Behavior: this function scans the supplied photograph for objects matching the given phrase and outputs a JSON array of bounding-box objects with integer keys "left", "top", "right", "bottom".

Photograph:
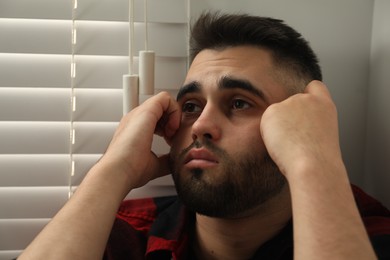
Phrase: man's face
[{"left": 170, "top": 46, "right": 288, "bottom": 218}]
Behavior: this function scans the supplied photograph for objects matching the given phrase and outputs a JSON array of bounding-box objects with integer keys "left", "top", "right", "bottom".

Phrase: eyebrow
[
  {"left": 219, "top": 76, "right": 267, "bottom": 103},
  {"left": 176, "top": 81, "right": 202, "bottom": 101},
  {"left": 176, "top": 76, "right": 267, "bottom": 103}
]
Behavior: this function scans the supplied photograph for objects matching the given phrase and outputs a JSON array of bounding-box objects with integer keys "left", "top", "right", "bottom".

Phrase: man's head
[
  {"left": 169, "top": 12, "right": 321, "bottom": 218},
  {"left": 190, "top": 12, "right": 322, "bottom": 95}
]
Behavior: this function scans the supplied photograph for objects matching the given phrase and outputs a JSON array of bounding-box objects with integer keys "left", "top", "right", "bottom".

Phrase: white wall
[
  {"left": 365, "top": 0, "right": 390, "bottom": 208},
  {"left": 190, "top": 0, "right": 390, "bottom": 207}
]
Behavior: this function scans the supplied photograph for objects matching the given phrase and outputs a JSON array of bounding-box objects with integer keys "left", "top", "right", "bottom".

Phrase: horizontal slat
[
  {"left": 0, "top": 18, "right": 69, "bottom": 54},
  {"left": 71, "top": 122, "right": 117, "bottom": 153},
  {"left": 0, "top": 19, "right": 187, "bottom": 56},
  {"left": 0, "top": 87, "right": 179, "bottom": 122},
  {"left": 0, "top": 0, "right": 188, "bottom": 23},
  {"left": 0, "top": 154, "right": 98, "bottom": 187},
  {"left": 0, "top": 88, "right": 120, "bottom": 122},
  {"left": 0, "top": 121, "right": 170, "bottom": 154},
  {"left": 0, "top": 122, "right": 115, "bottom": 154},
  {"left": 0, "top": 0, "right": 70, "bottom": 20},
  {"left": 0, "top": 153, "right": 174, "bottom": 187},
  {"left": 0, "top": 121, "right": 115, "bottom": 154},
  {"left": 0, "top": 53, "right": 187, "bottom": 89},
  {"left": 73, "top": 88, "right": 122, "bottom": 122},
  {"left": 0, "top": 184, "right": 176, "bottom": 219},
  {"left": 0, "top": 188, "right": 68, "bottom": 219},
  {"left": 0, "top": 219, "right": 49, "bottom": 251},
  {"left": 0, "top": 53, "right": 70, "bottom": 88},
  {"left": 0, "top": 122, "right": 70, "bottom": 154},
  {"left": 0, "top": 154, "right": 70, "bottom": 187},
  {"left": 74, "top": 21, "right": 188, "bottom": 57},
  {"left": 0, "top": 88, "right": 70, "bottom": 121},
  {"left": 0, "top": 250, "right": 22, "bottom": 260},
  {"left": 78, "top": 0, "right": 189, "bottom": 23}
]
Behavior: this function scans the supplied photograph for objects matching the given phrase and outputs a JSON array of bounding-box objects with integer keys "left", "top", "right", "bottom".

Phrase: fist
[{"left": 260, "top": 81, "right": 342, "bottom": 178}]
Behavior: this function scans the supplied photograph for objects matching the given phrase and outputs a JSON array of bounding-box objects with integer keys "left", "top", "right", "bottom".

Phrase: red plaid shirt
[{"left": 103, "top": 185, "right": 390, "bottom": 259}]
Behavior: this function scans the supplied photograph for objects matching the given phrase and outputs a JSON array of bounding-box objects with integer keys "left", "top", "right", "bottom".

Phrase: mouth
[{"left": 184, "top": 148, "right": 219, "bottom": 169}]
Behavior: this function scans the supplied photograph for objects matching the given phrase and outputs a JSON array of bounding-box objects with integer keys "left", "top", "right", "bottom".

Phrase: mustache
[
  {"left": 180, "top": 139, "right": 224, "bottom": 158},
  {"left": 172, "top": 139, "right": 227, "bottom": 169},
  {"left": 179, "top": 140, "right": 278, "bottom": 170}
]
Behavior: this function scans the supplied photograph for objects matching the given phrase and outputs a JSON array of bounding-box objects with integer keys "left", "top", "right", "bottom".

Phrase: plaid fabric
[{"left": 103, "top": 185, "right": 390, "bottom": 259}]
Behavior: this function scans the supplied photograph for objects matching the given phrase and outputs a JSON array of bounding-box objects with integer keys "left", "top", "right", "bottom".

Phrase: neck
[{"left": 193, "top": 186, "right": 291, "bottom": 260}]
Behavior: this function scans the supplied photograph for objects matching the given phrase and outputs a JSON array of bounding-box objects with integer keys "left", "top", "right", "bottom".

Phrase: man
[{"left": 19, "top": 12, "right": 389, "bottom": 259}]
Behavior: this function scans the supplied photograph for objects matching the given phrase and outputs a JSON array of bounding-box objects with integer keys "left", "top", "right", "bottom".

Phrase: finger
[
  {"left": 154, "top": 93, "right": 181, "bottom": 139},
  {"left": 156, "top": 109, "right": 181, "bottom": 138},
  {"left": 162, "top": 98, "right": 181, "bottom": 138}
]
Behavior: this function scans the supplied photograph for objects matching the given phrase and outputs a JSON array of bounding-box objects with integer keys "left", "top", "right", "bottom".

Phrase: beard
[{"left": 170, "top": 139, "right": 287, "bottom": 218}]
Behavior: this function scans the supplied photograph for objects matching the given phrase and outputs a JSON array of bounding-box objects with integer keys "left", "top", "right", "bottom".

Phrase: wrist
[
  {"left": 284, "top": 156, "right": 353, "bottom": 203},
  {"left": 284, "top": 154, "right": 348, "bottom": 183},
  {"left": 85, "top": 159, "right": 136, "bottom": 201}
]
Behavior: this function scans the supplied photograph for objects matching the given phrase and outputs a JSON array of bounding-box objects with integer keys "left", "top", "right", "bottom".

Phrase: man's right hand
[{"left": 99, "top": 91, "right": 181, "bottom": 191}]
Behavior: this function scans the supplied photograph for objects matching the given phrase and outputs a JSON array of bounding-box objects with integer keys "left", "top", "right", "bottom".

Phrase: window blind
[{"left": 0, "top": 0, "right": 189, "bottom": 258}]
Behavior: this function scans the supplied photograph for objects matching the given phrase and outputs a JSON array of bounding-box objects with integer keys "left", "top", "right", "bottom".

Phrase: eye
[
  {"left": 182, "top": 101, "right": 202, "bottom": 114},
  {"left": 231, "top": 99, "right": 251, "bottom": 110}
]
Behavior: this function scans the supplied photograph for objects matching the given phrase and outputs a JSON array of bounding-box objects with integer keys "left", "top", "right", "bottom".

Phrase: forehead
[
  {"left": 188, "top": 46, "right": 273, "bottom": 76},
  {"left": 182, "top": 46, "right": 287, "bottom": 102}
]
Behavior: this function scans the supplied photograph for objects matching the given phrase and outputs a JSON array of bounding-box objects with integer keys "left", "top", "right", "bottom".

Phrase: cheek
[{"left": 229, "top": 126, "right": 267, "bottom": 155}]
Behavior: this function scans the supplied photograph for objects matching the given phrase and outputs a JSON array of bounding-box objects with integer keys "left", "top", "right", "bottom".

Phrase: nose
[{"left": 191, "top": 104, "right": 222, "bottom": 142}]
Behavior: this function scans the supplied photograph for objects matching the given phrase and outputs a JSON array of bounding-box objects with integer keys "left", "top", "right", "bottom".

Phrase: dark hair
[{"left": 190, "top": 12, "right": 322, "bottom": 93}]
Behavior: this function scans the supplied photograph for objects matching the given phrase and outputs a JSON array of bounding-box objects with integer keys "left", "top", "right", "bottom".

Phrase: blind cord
[
  {"left": 68, "top": 0, "right": 78, "bottom": 199},
  {"left": 144, "top": 0, "right": 148, "bottom": 51},
  {"left": 129, "top": 0, "right": 135, "bottom": 75},
  {"left": 123, "top": 0, "right": 139, "bottom": 115}
]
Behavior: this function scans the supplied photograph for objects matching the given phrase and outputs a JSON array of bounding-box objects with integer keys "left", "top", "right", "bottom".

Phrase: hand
[
  {"left": 260, "top": 83, "right": 377, "bottom": 260},
  {"left": 99, "top": 91, "right": 181, "bottom": 189},
  {"left": 260, "top": 80, "right": 342, "bottom": 178}
]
